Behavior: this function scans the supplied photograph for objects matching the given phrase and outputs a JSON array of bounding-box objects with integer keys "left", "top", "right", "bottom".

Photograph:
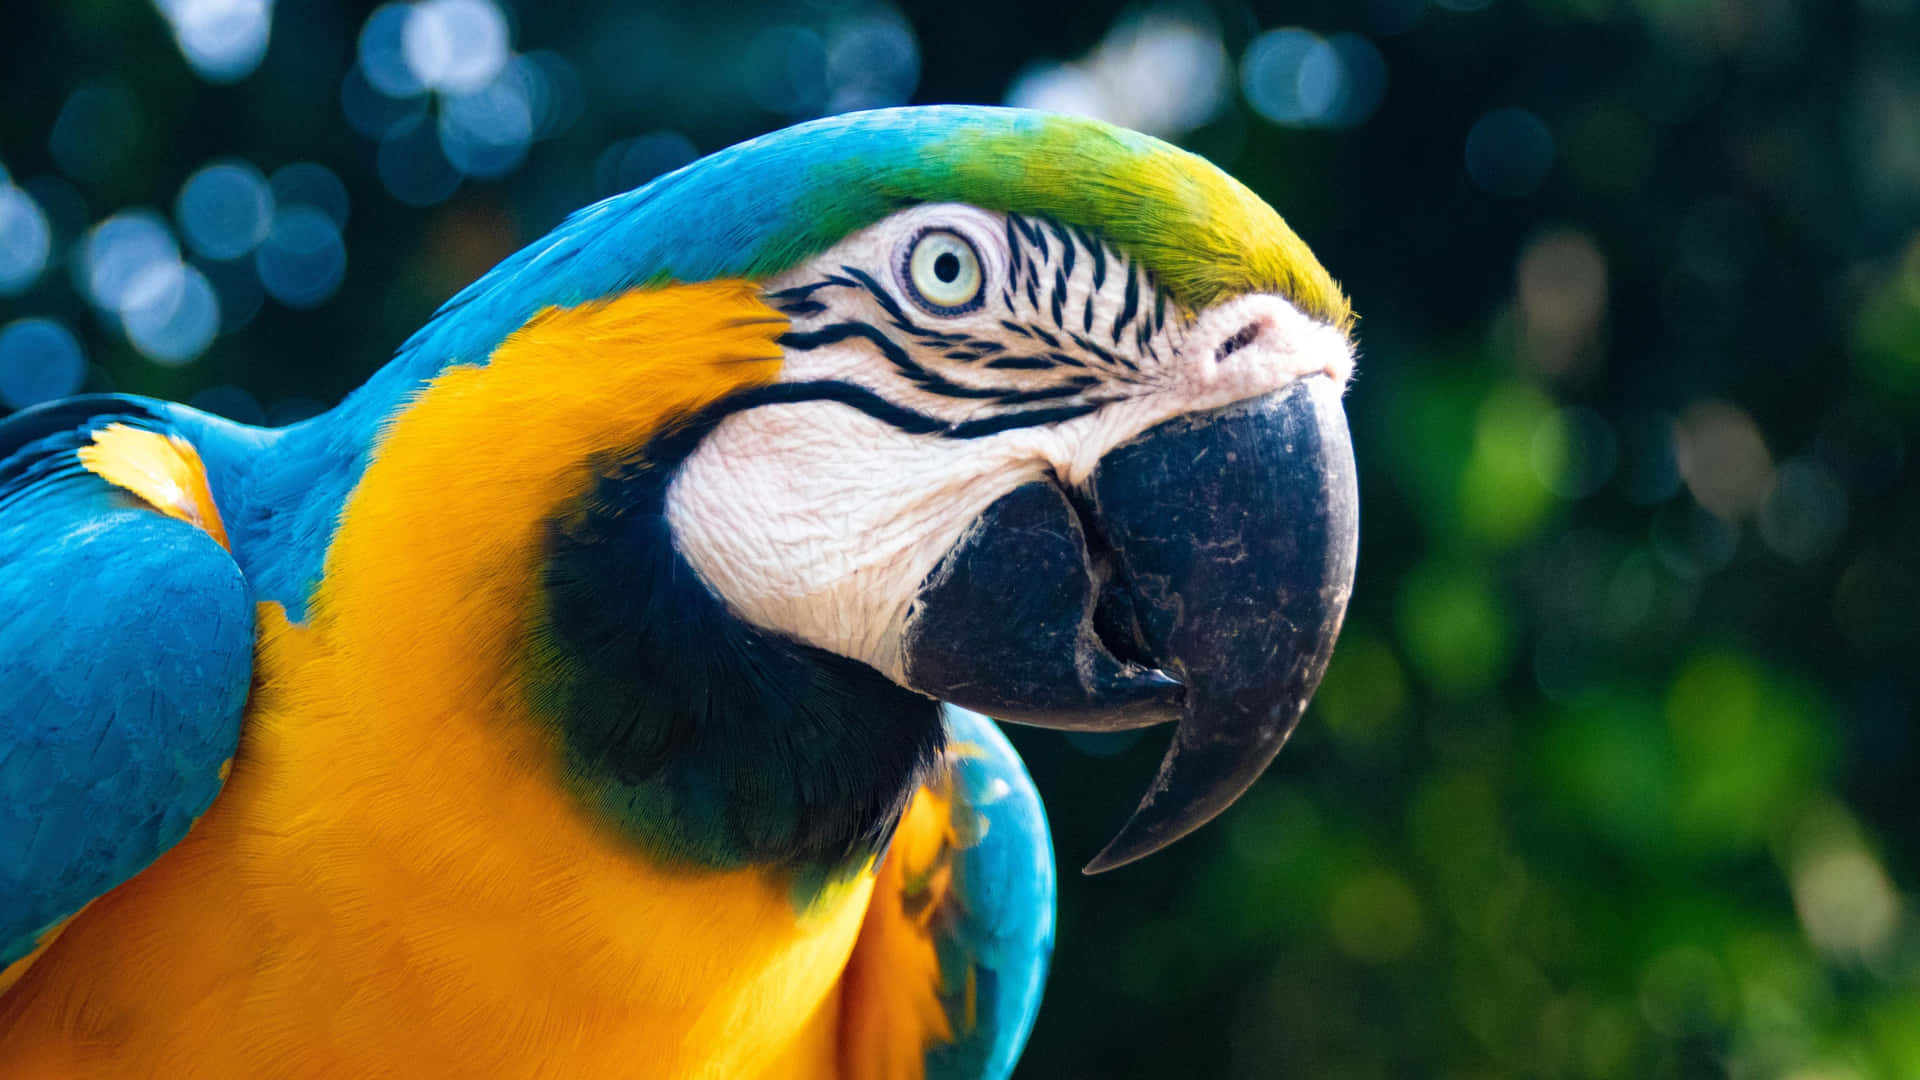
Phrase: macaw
[{"left": 0, "top": 105, "right": 1358, "bottom": 1078}]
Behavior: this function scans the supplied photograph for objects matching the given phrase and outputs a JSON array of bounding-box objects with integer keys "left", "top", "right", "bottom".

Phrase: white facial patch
[{"left": 664, "top": 203, "right": 1354, "bottom": 682}]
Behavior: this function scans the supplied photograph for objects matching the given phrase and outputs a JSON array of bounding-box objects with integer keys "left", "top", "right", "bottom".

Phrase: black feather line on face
[
  {"left": 1045, "top": 218, "right": 1076, "bottom": 279},
  {"left": 990, "top": 378, "right": 1099, "bottom": 406},
  {"left": 687, "top": 378, "right": 1104, "bottom": 441},
  {"left": 1113, "top": 261, "right": 1141, "bottom": 347},
  {"left": 780, "top": 324, "right": 1007, "bottom": 400},
  {"left": 1079, "top": 226, "right": 1107, "bottom": 292},
  {"left": 763, "top": 213, "right": 1188, "bottom": 431},
  {"left": 834, "top": 265, "right": 913, "bottom": 329},
  {"left": 764, "top": 275, "right": 860, "bottom": 302},
  {"left": 1010, "top": 213, "right": 1046, "bottom": 257},
  {"left": 946, "top": 402, "right": 1103, "bottom": 438},
  {"left": 1067, "top": 331, "right": 1128, "bottom": 372}
]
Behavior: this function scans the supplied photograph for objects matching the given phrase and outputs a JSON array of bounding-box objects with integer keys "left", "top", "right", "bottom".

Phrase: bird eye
[{"left": 903, "top": 229, "right": 984, "bottom": 314}]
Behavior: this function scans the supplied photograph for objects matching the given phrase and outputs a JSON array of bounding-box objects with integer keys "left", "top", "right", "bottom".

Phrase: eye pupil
[{"left": 903, "top": 228, "right": 983, "bottom": 314}]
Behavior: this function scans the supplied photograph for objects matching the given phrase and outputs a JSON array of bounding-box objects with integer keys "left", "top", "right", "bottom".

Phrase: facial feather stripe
[
  {"left": 766, "top": 213, "right": 1191, "bottom": 437},
  {"left": 662, "top": 379, "right": 1104, "bottom": 443}
]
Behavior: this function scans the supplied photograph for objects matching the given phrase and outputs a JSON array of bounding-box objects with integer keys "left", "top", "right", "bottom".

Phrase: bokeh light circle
[
  {"left": 593, "top": 131, "right": 697, "bottom": 196},
  {"left": 123, "top": 262, "right": 220, "bottom": 366},
  {"left": 84, "top": 210, "right": 181, "bottom": 313},
  {"left": 403, "top": 0, "right": 511, "bottom": 95},
  {"left": 746, "top": 25, "right": 829, "bottom": 117},
  {"left": 1241, "top": 28, "right": 1344, "bottom": 128},
  {"left": 269, "top": 163, "right": 351, "bottom": 228},
  {"left": 155, "top": 0, "right": 272, "bottom": 83},
  {"left": 519, "top": 51, "right": 584, "bottom": 140},
  {"left": 439, "top": 76, "right": 534, "bottom": 178},
  {"left": 0, "top": 184, "right": 52, "bottom": 295},
  {"left": 0, "top": 317, "right": 85, "bottom": 408},
  {"left": 358, "top": 4, "right": 425, "bottom": 98},
  {"left": 1466, "top": 107, "right": 1555, "bottom": 196},
  {"left": 256, "top": 205, "right": 347, "bottom": 308},
  {"left": 49, "top": 82, "right": 139, "bottom": 184},
  {"left": 176, "top": 160, "right": 274, "bottom": 260},
  {"left": 826, "top": 10, "right": 921, "bottom": 114},
  {"left": 341, "top": 65, "right": 429, "bottom": 139},
  {"left": 1759, "top": 459, "right": 1848, "bottom": 563},
  {"left": 1322, "top": 33, "right": 1388, "bottom": 128},
  {"left": 1004, "top": 64, "right": 1104, "bottom": 122},
  {"left": 1004, "top": 13, "right": 1226, "bottom": 138}
]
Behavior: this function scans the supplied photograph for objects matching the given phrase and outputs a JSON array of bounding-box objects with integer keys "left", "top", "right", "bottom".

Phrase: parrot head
[{"left": 397, "top": 106, "right": 1358, "bottom": 873}]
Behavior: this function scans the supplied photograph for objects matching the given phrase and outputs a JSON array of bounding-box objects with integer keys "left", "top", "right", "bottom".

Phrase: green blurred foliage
[{"left": 4, "top": 0, "right": 1918, "bottom": 1076}]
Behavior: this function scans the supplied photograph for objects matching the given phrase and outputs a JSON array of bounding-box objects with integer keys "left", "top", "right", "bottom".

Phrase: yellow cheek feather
[{"left": 0, "top": 282, "right": 901, "bottom": 1078}]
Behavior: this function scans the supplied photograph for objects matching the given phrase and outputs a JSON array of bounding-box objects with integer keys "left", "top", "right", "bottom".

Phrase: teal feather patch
[
  {"left": 0, "top": 397, "right": 254, "bottom": 965},
  {"left": 924, "top": 706, "right": 1056, "bottom": 1080}
]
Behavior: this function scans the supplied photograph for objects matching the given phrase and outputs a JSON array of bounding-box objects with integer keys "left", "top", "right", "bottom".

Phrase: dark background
[{"left": 4, "top": 0, "right": 1917, "bottom": 1076}]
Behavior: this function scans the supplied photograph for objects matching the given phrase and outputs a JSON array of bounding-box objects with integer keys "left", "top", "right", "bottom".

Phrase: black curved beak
[{"left": 901, "top": 375, "right": 1359, "bottom": 872}]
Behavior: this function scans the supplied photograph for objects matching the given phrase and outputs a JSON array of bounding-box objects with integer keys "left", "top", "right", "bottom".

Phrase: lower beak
[{"left": 902, "top": 375, "right": 1359, "bottom": 872}]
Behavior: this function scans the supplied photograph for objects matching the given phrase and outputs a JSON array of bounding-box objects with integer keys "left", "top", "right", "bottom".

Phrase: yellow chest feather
[{"left": 0, "top": 599, "right": 877, "bottom": 1079}]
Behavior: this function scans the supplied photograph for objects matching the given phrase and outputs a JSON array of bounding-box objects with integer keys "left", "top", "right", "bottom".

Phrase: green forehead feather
[
  {"left": 888, "top": 115, "right": 1352, "bottom": 331},
  {"left": 419, "top": 107, "right": 1352, "bottom": 371},
  {"left": 652, "top": 107, "right": 1350, "bottom": 330}
]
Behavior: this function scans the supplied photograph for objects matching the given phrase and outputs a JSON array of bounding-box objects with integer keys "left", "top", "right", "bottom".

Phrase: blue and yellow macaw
[{"left": 0, "top": 106, "right": 1358, "bottom": 1077}]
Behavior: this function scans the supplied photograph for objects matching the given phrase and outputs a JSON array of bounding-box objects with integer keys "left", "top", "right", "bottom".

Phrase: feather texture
[
  {"left": 840, "top": 706, "right": 1054, "bottom": 1080},
  {"left": 0, "top": 284, "right": 917, "bottom": 1077},
  {"left": 0, "top": 398, "right": 252, "bottom": 984}
]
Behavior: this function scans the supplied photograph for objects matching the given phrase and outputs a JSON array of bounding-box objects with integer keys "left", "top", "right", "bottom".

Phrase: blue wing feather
[
  {"left": 926, "top": 705, "right": 1056, "bottom": 1080},
  {"left": 0, "top": 398, "right": 253, "bottom": 966}
]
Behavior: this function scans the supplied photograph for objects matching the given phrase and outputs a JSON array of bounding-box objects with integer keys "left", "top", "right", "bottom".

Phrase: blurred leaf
[
  {"left": 1665, "top": 649, "right": 1833, "bottom": 854},
  {"left": 1395, "top": 557, "right": 1514, "bottom": 697},
  {"left": 1852, "top": 238, "right": 1920, "bottom": 402},
  {"left": 1539, "top": 686, "right": 1677, "bottom": 857},
  {"left": 1461, "top": 380, "right": 1565, "bottom": 547},
  {"left": 1327, "top": 866, "right": 1427, "bottom": 964},
  {"left": 1315, "top": 626, "right": 1411, "bottom": 761}
]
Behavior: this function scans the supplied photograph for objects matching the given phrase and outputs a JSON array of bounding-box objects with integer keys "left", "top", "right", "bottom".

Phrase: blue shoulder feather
[
  {"left": 0, "top": 396, "right": 254, "bottom": 966},
  {"left": 926, "top": 706, "right": 1056, "bottom": 1080}
]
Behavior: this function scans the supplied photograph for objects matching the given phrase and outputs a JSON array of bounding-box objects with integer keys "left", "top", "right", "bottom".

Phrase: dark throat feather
[{"left": 527, "top": 404, "right": 945, "bottom": 876}]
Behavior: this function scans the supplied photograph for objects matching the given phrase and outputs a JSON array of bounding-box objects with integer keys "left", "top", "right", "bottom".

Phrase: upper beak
[{"left": 900, "top": 374, "right": 1360, "bottom": 872}]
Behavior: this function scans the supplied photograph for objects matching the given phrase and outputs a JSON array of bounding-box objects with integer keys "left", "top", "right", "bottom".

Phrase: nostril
[{"left": 1215, "top": 322, "right": 1263, "bottom": 362}]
